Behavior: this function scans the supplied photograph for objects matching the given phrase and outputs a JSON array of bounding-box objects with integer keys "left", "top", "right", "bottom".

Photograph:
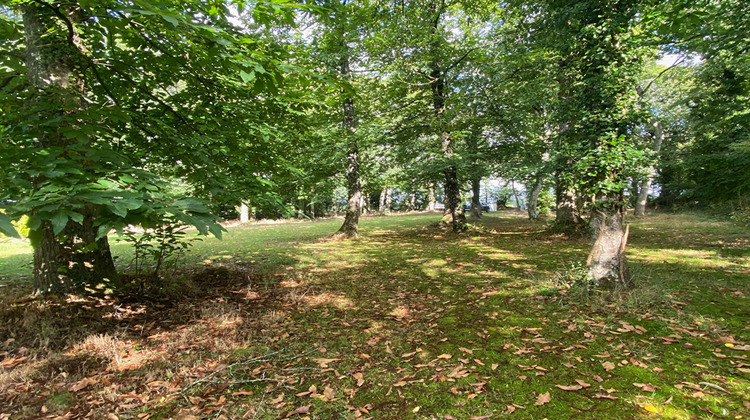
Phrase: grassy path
[{"left": 1, "top": 211, "right": 749, "bottom": 419}]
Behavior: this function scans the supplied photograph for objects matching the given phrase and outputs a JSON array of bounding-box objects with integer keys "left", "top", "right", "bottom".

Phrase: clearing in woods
[{"left": 0, "top": 211, "right": 749, "bottom": 419}]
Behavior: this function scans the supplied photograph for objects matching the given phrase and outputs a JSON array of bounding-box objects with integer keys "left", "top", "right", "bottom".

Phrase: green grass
[{"left": 1, "top": 211, "right": 749, "bottom": 419}]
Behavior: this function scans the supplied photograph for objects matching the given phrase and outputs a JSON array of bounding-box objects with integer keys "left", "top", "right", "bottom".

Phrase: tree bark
[
  {"left": 527, "top": 174, "right": 544, "bottom": 220},
  {"left": 510, "top": 181, "right": 521, "bottom": 209},
  {"left": 431, "top": 69, "right": 464, "bottom": 230},
  {"left": 586, "top": 203, "right": 633, "bottom": 290},
  {"left": 384, "top": 187, "right": 392, "bottom": 214},
  {"left": 379, "top": 187, "right": 387, "bottom": 215},
  {"left": 555, "top": 178, "right": 580, "bottom": 226},
  {"left": 470, "top": 177, "right": 482, "bottom": 218},
  {"left": 427, "top": 183, "right": 437, "bottom": 211},
  {"left": 634, "top": 118, "right": 664, "bottom": 217},
  {"left": 335, "top": 36, "right": 361, "bottom": 238},
  {"left": 240, "top": 203, "right": 250, "bottom": 223},
  {"left": 23, "top": 3, "right": 119, "bottom": 294}
]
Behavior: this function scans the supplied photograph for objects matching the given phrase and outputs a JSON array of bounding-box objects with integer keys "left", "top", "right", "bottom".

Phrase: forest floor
[{"left": 1, "top": 211, "right": 749, "bottom": 419}]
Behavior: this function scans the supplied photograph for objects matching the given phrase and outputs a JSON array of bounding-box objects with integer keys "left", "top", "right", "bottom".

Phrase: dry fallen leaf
[
  {"left": 535, "top": 391, "right": 551, "bottom": 406},
  {"left": 729, "top": 345, "right": 750, "bottom": 351},
  {"left": 555, "top": 384, "right": 583, "bottom": 391},
  {"left": 592, "top": 394, "right": 619, "bottom": 400},
  {"left": 633, "top": 383, "right": 657, "bottom": 392},
  {"left": 312, "top": 358, "right": 339, "bottom": 368},
  {"left": 0, "top": 357, "right": 28, "bottom": 369},
  {"left": 602, "top": 361, "right": 616, "bottom": 371},
  {"left": 353, "top": 372, "right": 364, "bottom": 387},
  {"left": 575, "top": 379, "right": 592, "bottom": 388},
  {"left": 323, "top": 386, "right": 336, "bottom": 401},
  {"left": 285, "top": 405, "right": 311, "bottom": 418},
  {"left": 437, "top": 354, "right": 453, "bottom": 360}
]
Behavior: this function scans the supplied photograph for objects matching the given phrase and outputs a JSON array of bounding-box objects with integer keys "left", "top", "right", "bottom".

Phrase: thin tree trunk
[
  {"left": 407, "top": 191, "right": 416, "bottom": 211},
  {"left": 384, "top": 187, "right": 392, "bottom": 215},
  {"left": 240, "top": 203, "right": 250, "bottom": 223},
  {"left": 527, "top": 174, "right": 544, "bottom": 220},
  {"left": 335, "top": 36, "right": 361, "bottom": 238},
  {"left": 431, "top": 69, "right": 464, "bottom": 230},
  {"left": 587, "top": 202, "right": 632, "bottom": 290},
  {"left": 511, "top": 181, "right": 521, "bottom": 209},
  {"left": 359, "top": 193, "right": 369, "bottom": 214},
  {"left": 470, "top": 177, "right": 482, "bottom": 218},
  {"left": 427, "top": 183, "right": 437, "bottom": 211},
  {"left": 379, "top": 187, "right": 387, "bottom": 215},
  {"left": 635, "top": 118, "right": 664, "bottom": 217}
]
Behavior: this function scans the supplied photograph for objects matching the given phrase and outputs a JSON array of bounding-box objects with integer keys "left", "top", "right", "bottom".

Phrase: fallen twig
[
  {"left": 171, "top": 348, "right": 316, "bottom": 397},
  {"left": 699, "top": 382, "right": 729, "bottom": 394}
]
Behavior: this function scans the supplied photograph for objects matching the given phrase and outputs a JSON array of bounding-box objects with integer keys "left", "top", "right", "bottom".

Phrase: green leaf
[
  {"left": 240, "top": 70, "right": 256, "bottom": 83},
  {"left": 173, "top": 198, "right": 210, "bottom": 213},
  {"left": 0, "top": 213, "right": 20, "bottom": 239},
  {"left": 161, "top": 14, "right": 179, "bottom": 27},
  {"left": 51, "top": 211, "right": 69, "bottom": 236}
]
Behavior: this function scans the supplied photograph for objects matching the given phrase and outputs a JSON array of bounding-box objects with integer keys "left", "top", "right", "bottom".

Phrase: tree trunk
[
  {"left": 555, "top": 175, "right": 580, "bottom": 226},
  {"left": 635, "top": 118, "right": 664, "bottom": 217},
  {"left": 379, "top": 187, "right": 387, "bottom": 215},
  {"left": 32, "top": 224, "right": 73, "bottom": 294},
  {"left": 23, "top": 3, "right": 119, "bottom": 294},
  {"left": 440, "top": 132, "right": 465, "bottom": 231},
  {"left": 68, "top": 206, "right": 120, "bottom": 288},
  {"left": 407, "top": 191, "right": 416, "bottom": 211},
  {"left": 240, "top": 203, "right": 250, "bottom": 223},
  {"left": 587, "top": 203, "right": 632, "bottom": 290},
  {"left": 510, "top": 181, "right": 521, "bottom": 209},
  {"left": 470, "top": 177, "right": 482, "bottom": 218},
  {"left": 527, "top": 174, "right": 544, "bottom": 220},
  {"left": 427, "top": 183, "right": 437, "bottom": 211},
  {"left": 384, "top": 187, "right": 392, "bottom": 215},
  {"left": 431, "top": 66, "right": 464, "bottom": 231},
  {"left": 359, "top": 193, "right": 369, "bottom": 214},
  {"left": 335, "top": 36, "right": 361, "bottom": 238}
]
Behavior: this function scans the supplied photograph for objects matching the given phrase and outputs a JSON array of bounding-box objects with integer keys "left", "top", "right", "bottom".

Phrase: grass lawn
[{"left": 1, "top": 211, "right": 749, "bottom": 419}]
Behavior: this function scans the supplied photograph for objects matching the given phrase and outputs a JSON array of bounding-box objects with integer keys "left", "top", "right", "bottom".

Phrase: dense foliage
[{"left": 1, "top": 0, "right": 747, "bottom": 293}]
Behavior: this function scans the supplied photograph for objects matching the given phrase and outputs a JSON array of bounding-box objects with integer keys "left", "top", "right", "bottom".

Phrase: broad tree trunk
[
  {"left": 427, "top": 183, "right": 437, "bottom": 211},
  {"left": 587, "top": 202, "right": 632, "bottom": 290},
  {"left": 470, "top": 177, "right": 482, "bottom": 218},
  {"left": 527, "top": 174, "right": 544, "bottom": 220},
  {"left": 635, "top": 118, "right": 664, "bottom": 217},
  {"left": 23, "top": 3, "right": 118, "bottom": 294},
  {"left": 32, "top": 224, "right": 73, "bottom": 294},
  {"left": 384, "top": 187, "right": 392, "bottom": 215}
]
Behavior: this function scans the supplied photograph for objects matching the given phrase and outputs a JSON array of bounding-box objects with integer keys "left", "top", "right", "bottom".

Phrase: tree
[
  {"left": 541, "top": 0, "right": 650, "bottom": 289},
  {"left": 0, "top": 0, "right": 301, "bottom": 293}
]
